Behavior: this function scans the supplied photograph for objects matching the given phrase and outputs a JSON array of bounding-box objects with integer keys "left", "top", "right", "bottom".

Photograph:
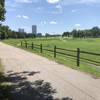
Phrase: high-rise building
[
  {"left": 18, "top": 28, "right": 24, "bottom": 33},
  {"left": 32, "top": 25, "right": 37, "bottom": 34}
]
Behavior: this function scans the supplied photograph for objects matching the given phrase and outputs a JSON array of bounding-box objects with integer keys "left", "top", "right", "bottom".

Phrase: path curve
[{"left": 0, "top": 42, "right": 100, "bottom": 100}]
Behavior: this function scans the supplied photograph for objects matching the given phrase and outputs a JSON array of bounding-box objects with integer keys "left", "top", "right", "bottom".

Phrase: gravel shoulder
[{"left": 0, "top": 42, "right": 100, "bottom": 100}]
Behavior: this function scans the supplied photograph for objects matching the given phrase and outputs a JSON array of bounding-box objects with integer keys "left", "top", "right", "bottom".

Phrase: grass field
[{"left": 2, "top": 37, "right": 100, "bottom": 77}]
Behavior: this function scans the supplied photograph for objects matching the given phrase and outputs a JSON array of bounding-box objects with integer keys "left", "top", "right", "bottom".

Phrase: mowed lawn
[{"left": 2, "top": 37, "right": 100, "bottom": 77}]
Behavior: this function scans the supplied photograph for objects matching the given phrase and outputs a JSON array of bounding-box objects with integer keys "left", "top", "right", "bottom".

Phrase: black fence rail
[{"left": 21, "top": 41, "right": 100, "bottom": 67}]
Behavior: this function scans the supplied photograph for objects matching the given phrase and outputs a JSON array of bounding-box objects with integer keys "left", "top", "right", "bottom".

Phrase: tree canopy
[{"left": 0, "top": 0, "right": 5, "bottom": 21}]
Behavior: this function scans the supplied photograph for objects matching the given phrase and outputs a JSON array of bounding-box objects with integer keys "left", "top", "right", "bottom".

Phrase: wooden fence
[{"left": 21, "top": 41, "right": 100, "bottom": 67}]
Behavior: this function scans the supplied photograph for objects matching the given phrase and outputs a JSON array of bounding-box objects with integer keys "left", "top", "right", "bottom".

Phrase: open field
[{"left": 2, "top": 37, "right": 100, "bottom": 77}]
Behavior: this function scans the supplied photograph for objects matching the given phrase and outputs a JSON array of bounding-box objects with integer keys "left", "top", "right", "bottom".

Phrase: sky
[{"left": 3, "top": 0, "right": 100, "bottom": 34}]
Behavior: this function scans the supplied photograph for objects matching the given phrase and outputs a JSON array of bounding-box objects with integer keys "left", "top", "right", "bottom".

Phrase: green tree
[
  {"left": 45, "top": 33, "right": 50, "bottom": 38},
  {"left": 71, "top": 29, "right": 78, "bottom": 38},
  {"left": 0, "top": 25, "right": 10, "bottom": 39},
  {"left": 0, "top": 0, "right": 6, "bottom": 21},
  {"left": 91, "top": 26, "right": 100, "bottom": 38},
  {"left": 62, "top": 32, "right": 70, "bottom": 37}
]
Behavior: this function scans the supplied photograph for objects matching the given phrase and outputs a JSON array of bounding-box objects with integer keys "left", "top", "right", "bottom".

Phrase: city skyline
[
  {"left": 3, "top": 0, "right": 100, "bottom": 34},
  {"left": 18, "top": 25, "right": 37, "bottom": 34}
]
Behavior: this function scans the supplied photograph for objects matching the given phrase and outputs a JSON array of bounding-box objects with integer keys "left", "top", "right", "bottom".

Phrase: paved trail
[{"left": 0, "top": 42, "right": 100, "bottom": 100}]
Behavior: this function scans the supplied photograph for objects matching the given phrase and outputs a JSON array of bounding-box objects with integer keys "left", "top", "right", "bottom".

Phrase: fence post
[
  {"left": 40, "top": 44, "right": 43, "bottom": 53},
  {"left": 25, "top": 41, "right": 27, "bottom": 48},
  {"left": 32, "top": 42, "right": 34, "bottom": 49},
  {"left": 77, "top": 48, "right": 80, "bottom": 67},
  {"left": 21, "top": 41, "right": 22, "bottom": 47},
  {"left": 54, "top": 46, "right": 56, "bottom": 58}
]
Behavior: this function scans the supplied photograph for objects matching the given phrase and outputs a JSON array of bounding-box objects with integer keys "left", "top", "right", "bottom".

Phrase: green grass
[{"left": 2, "top": 37, "right": 100, "bottom": 77}]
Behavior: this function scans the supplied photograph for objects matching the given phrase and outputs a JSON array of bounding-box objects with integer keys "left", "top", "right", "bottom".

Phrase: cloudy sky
[{"left": 4, "top": 0, "right": 100, "bottom": 34}]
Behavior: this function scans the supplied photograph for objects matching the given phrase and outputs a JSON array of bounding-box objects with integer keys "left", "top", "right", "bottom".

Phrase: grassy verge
[{"left": 2, "top": 38, "right": 100, "bottom": 77}]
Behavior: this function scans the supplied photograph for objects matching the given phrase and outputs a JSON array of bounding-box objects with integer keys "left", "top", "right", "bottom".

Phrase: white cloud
[
  {"left": 74, "top": 24, "right": 81, "bottom": 29},
  {"left": 22, "top": 15, "right": 29, "bottom": 19},
  {"left": 16, "top": 15, "right": 29, "bottom": 19},
  {"left": 49, "top": 21, "right": 57, "bottom": 24},
  {"left": 46, "top": 0, "right": 60, "bottom": 4},
  {"left": 40, "top": 21, "right": 57, "bottom": 25},
  {"left": 16, "top": 15, "right": 21, "bottom": 18},
  {"left": 75, "top": 24, "right": 81, "bottom": 27}
]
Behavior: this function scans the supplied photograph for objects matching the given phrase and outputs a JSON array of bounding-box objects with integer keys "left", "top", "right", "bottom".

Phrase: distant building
[
  {"left": 18, "top": 28, "right": 24, "bottom": 33},
  {"left": 32, "top": 25, "right": 37, "bottom": 34},
  {"left": 37, "top": 33, "right": 42, "bottom": 37}
]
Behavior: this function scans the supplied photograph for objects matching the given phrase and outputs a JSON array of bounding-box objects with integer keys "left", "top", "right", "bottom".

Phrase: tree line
[
  {"left": 1, "top": 24, "right": 100, "bottom": 39},
  {"left": 62, "top": 27, "right": 100, "bottom": 38},
  {"left": 0, "top": 24, "right": 39, "bottom": 39}
]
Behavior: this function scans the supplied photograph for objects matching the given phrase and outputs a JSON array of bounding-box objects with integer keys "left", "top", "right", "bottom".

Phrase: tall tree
[
  {"left": 91, "top": 26, "right": 100, "bottom": 38},
  {"left": 62, "top": 32, "right": 70, "bottom": 37},
  {"left": 0, "top": 0, "right": 6, "bottom": 21},
  {"left": 71, "top": 29, "right": 78, "bottom": 38}
]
